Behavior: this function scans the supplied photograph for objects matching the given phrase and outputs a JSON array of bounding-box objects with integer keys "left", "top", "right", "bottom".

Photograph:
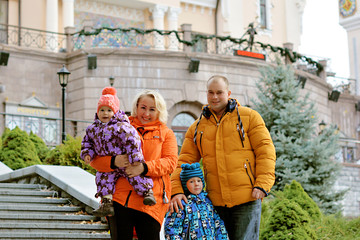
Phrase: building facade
[{"left": 0, "top": 0, "right": 359, "bottom": 216}]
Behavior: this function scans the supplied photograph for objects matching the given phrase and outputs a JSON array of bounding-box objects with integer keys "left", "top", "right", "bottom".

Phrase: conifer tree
[
  {"left": 252, "top": 61, "right": 344, "bottom": 214},
  {"left": 0, "top": 127, "right": 42, "bottom": 169}
]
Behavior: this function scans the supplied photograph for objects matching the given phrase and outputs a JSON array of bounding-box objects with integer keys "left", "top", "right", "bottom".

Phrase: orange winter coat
[
  {"left": 90, "top": 117, "right": 178, "bottom": 225},
  {"left": 171, "top": 99, "right": 276, "bottom": 207}
]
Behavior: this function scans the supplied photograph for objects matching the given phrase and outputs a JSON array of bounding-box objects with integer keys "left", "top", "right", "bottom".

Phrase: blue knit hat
[{"left": 180, "top": 162, "right": 205, "bottom": 195}]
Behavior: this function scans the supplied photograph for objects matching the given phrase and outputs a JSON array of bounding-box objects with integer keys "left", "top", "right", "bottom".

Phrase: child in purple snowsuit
[{"left": 81, "top": 87, "right": 156, "bottom": 217}]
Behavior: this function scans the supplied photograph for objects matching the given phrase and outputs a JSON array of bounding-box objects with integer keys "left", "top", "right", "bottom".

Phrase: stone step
[
  {"left": 0, "top": 213, "right": 97, "bottom": 221},
  {"left": 0, "top": 202, "right": 72, "bottom": 208},
  {"left": 0, "top": 232, "right": 110, "bottom": 239},
  {"left": 0, "top": 183, "right": 47, "bottom": 189},
  {"left": 0, "top": 222, "right": 109, "bottom": 231},
  {"left": 0, "top": 204, "right": 82, "bottom": 212},
  {"left": 0, "top": 182, "right": 109, "bottom": 239},
  {"left": 0, "top": 196, "right": 70, "bottom": 204},
  {"left": 0, "top": 189, "right": 58, "bottom": 197}
]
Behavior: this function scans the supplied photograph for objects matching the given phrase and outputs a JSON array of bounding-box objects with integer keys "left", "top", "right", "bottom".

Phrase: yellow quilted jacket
[{"left": 171, "top": 99, "right": 276, "bottom": 207}]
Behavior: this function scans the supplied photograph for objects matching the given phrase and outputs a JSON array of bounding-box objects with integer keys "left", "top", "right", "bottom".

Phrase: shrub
[
  {"left": 29, "top": 131, "right": 49, "bottom": 161},
  {"left": 314, "top": 214, "right": 360, "bottom": 240},
  {"left": 281, "top": 180, "right": 321, "bottom": 220},
  {"left": 261, "top": 199, "right": 317, "bottom": 240},
  {"left": 260, "top": 180, "right": 319, "bottom": 240},
  {"left": 45, "top": 135, "right": 95, "bottom": 175},
  {"left": 0, "top": 127, "right": 42, "bottom": 170}
]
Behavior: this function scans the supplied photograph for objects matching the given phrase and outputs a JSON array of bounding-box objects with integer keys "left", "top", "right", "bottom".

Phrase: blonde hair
[
  {"left": 131, "top": 89, "right": 168, "bottom": 124},
  {"left": 207, "top": 75, "right": 229, "bottom": 90}
]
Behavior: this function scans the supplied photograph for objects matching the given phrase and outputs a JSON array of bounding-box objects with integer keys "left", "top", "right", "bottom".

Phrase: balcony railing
[
  {"left": 0, "top": 24, "right": 66, "bottom": 52},
  {"left": 0, "top": 113, "right": 92, "bottom": 147},
  {"left": 0, "top": 23, "right": 324, "bottom": 73}
]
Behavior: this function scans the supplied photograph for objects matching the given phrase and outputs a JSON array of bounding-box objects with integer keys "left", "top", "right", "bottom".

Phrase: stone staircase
[{"left": 0, "top": 182, "right": 110, "bottom": 239}]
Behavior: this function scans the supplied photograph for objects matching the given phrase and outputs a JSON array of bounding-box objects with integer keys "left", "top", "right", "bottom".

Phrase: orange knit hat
[{"left": 97, "top": 87, "right": 120, "bottom": 114}]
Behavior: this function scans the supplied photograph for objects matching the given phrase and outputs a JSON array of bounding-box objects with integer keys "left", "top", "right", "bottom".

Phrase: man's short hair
[{"left": 207, "top": 75, "right": 229, "bottom": 90}]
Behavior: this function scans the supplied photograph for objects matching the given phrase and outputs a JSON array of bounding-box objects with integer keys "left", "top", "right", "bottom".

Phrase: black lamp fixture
[
  {"left": 0, "top": 51, "right": 10, "bottom": 66},
  {"left": 188, "top": 58, "right": 200, "bottom": 73},
  {"left": 355, "top": 101, "right": 360, "bottom": 112},
  {"left": 297, "top": 75, "right": 307, "bottom": 89},
  {"left": 109, "top": 76, "right": 115, "bottom": 86},
  {"left": 319, "top": 120, "right": 326, "bottom": 131},
  {"left": 87, "top": 54, "right": 97, "bottom": 70},
  {"left": 328, "top": 90, "right": 341, "bottom": 102},
  {"left": 57, "top": 64, "right": 71, "bottom": 143}
]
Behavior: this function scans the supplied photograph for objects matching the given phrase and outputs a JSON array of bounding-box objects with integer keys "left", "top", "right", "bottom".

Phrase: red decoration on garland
[{"left": 234, "top": 50, "right": 265, "bottom": 60}]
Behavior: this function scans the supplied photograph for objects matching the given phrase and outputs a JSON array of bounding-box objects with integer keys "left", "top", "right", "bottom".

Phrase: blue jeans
[{"left": 215, "top": 200, "right": 262, "bottom": 240}]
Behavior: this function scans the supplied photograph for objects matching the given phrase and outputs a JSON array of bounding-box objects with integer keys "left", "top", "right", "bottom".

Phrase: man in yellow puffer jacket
[{"left": 170, "top": 75, "right": 276, "bottom": 240}]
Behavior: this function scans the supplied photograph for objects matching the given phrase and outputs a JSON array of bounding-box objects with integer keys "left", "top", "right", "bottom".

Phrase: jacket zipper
[
  {"left": 199, "top": 131, "right": 204, "bottom": 156},
  {"left": 244, "top": 163, "right": 254, "bottom": 187},
  {"left": 237, "top": 123, "right": 245, "bottom": 148},
  {"left": 124, "top": 190, "right": 132, "bottom": 207},
  {"left": 246, "top": 159, "right": 255, "bottom": 180},
  {"left": 161, "top": 177, "right": 169, "bottom": 204},
  {"left": 237, "top": 123, "right": 241, "bottom": 141}
]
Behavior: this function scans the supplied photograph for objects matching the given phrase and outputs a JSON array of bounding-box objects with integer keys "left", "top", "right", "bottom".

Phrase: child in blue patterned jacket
[{"left": 164, "top": 162, "right": 229, "bottom": 240}]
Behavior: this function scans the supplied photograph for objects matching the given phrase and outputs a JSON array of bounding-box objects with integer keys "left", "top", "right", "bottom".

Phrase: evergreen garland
[{"left": 75, "top": 27, "right": 323, "bottom": 72}]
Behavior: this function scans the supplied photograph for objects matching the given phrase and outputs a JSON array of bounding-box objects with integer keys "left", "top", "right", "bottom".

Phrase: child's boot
[
  {"left": 143, "top": 189, "right": 156, "bottom": 206},
  {"left": 92, "top": 198, "right": 114, "bottom": 217}
]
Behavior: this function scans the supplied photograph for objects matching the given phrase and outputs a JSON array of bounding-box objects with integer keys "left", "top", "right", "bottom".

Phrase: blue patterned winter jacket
[{"left": 164, "top": 191, "right": 229, "bottom": 240}]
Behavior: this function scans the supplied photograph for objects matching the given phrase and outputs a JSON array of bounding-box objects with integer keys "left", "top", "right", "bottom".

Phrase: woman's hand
[
  {"left": 115, "top": 154, "right": 130, "bottom": 168},
  {"left": 84, "top": 155, "right": 91, "bottom": 165},
  {"left": 125, "top": 162, "right": 144, "bottom": 178}
]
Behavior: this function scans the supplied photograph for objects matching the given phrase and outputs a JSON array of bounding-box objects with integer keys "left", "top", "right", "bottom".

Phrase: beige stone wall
[
  {"left": 8, "top": 0, "right": 19, "bottom": 26},
  {"left": 178, "top": 3, "right": 215, "bottom": 35},
  {"left": 0, "top": 48, "right": 64, "bottom": 113}
]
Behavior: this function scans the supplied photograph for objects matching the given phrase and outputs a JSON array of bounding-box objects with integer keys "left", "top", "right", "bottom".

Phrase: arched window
[{"left": 171, "top": 113, "right": 196, "bottom": 148}]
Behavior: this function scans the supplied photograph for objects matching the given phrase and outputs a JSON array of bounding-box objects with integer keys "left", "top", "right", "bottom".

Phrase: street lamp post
[
  {"left": 57, "top": 64, "right": 70, "bottom": 143},
  {"left": 318, "top": 120, "right": 326, "bottom": 135}
]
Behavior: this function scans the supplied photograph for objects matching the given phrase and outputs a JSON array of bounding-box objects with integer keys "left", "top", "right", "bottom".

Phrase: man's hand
[
  {"left": 169, "top": 194, "right": 187, "bottom": 213},
  {"left": 125, "top": 162, "right": 144, "bottom": 178},
  {"left": 252, "top": 188, "right": 266, "bottom": 199},
  {"left": 115, "top": 154, "right": 129, "bottom": 168}
]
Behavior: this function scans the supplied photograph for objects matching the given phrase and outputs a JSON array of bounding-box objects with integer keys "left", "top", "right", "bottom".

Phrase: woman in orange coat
[{"left": 90, "top": 89, "right": 178, "bottom": 240}]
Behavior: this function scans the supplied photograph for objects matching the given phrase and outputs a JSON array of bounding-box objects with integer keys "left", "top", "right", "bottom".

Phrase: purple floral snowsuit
[{"left": 81, "top": 110, "right": 153, "bottom": 198}]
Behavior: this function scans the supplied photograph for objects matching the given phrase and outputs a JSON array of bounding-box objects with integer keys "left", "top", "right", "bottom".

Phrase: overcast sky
[{"left": 299, "top": 0, "right": 350, "bottom": 82}]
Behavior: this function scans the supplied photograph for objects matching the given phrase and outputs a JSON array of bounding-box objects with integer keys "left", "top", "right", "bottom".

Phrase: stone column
[
  {"left": 62, "top": 0, "right": 74, "bottom": 29},
  {"left": 181, "top": 24, "right": 192, "bottom": 53},
  {"left": 167, "top": 7, "right": 181, "bottom": 51},
  {"left": 149, "top": 5, "right": 168, "bottom": 50},
  {"left": 283, "top": 42, "right": 294, "bottom": 65},
  {"left": 46, "top": 0, "right": 58, "bottom": 51},
  {"left": 65, "top": 26, "right": 76, "bottom": 53},
  {"left": 83, "top": 20, "right": 93, "bottom": 49},
  {"left": 318, "top": 60, "right": 328, "bottom": 80}
]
